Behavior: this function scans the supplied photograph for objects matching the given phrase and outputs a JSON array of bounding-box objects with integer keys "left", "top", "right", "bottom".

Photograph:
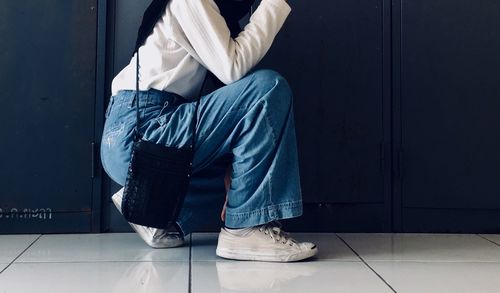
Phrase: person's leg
[
  {"left": 100, "top": 89, "right": 191, "bottom": 248},
  {"left": 220, "top": 164, "right": 232, "bottom": 222},
  {"left": 101, "top": 69, "right": 316, "bottom": 260},
  {"left": 149, "top": 69, "right": 317, "bottom": 261},
  {"left": 144, "top": 69, "right": 303, "bottom": 235},
  {"left": 101, "top": 88, "right": 231, "bottom": 247}
]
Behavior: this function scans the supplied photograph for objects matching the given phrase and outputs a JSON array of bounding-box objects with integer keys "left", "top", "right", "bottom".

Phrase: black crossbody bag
[{"left": 120, "top": 48, "right": 204, "bottom": 229}]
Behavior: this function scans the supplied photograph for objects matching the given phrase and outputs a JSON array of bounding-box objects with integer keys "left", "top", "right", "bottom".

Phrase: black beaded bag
[{"left": 120, "top": 48, "right": 203, "bottom": 229}]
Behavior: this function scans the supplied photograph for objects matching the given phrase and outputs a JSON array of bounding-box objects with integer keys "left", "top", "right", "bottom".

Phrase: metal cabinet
[
  {"left": 256, "top": 0, "right": 392, "bottom": 231},
  {"left": 393, "top": 0, "right": 500, "bottom": 232},
  {"left": 0, "top": 0, "right": 100, "bottom": 233}
]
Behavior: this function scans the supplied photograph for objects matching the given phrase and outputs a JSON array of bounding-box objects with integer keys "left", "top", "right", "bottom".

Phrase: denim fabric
[{"left": 100, "top": 69, "right": 303, "bottom": 236}]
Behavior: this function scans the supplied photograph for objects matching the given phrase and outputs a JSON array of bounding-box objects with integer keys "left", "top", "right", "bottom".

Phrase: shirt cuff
[{"left": 261, "top": 0, "right": 292, "bottom": 15}]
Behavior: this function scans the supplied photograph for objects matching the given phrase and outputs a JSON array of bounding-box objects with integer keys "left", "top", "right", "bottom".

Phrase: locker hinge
[
  {"left": 91, "top": 142, "right": 96, "bottom": 178},
  {"left": 379, "top": 141, "right": 386, "bottom": 173},
  {"left": 398, "top": 148, "right": 404, "bottom": 181}
]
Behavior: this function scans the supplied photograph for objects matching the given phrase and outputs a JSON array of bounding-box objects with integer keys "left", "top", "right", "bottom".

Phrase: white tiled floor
[
  {"left": 480, "top": 234, "right": 500, "bottom": 246},
  {"left": 338, "top": 233, "right": 500, "bottom": 262},
  {"left": 369, "top": 261, "right": 500, "bottom": 293},
  {"left": 1, "top": 233, "right": 500, "bottom": 292},
  {"left": 16, "top": 233, "right": 189, "bottom": 263},
  {"left": 0, "top": 234, "right": 40, "bottom": 263},
  {"left": 1, "top": 261, "right": 189, "bottom": 293},
  {"left": 191, "top": 261, "right": 393, "bottom": 293}
]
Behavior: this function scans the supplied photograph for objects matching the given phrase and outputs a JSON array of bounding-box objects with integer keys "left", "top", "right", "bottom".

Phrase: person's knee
[
  {"left": 250, "top": 68, "right": 281, "bottom": 81},
  {"left": 250, "top": 69, "right": 289, "bottom": 90},
  {"left": 250, "top": 69, "right": 293, "bottom": 109}
]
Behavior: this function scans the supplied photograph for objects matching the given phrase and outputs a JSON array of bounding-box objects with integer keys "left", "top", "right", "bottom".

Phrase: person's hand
[
  {"left": 221, "top": 195, "right": 228, "bottom": 222},
  {"left": 221, "top": 165, "right": 232, "bottom": 222}
]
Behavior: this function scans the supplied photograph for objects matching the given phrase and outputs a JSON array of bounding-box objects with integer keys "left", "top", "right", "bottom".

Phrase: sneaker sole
[{"left": 215, "top": 246, "right": 318, "bottom": 262}]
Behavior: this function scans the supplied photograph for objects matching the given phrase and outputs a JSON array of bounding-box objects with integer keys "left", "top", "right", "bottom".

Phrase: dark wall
[{"left": 1, "top": 0, "right": 499, "bottom": 234}]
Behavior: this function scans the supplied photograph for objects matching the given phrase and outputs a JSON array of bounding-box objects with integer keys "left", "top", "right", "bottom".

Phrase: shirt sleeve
[{"left": 170, "top": 0, "right": 291, "bottom": 84}]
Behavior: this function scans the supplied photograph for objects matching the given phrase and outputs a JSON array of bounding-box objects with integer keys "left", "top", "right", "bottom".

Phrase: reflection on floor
[{"left": 1, "top": 233, "right": 500, "bottom": 292}]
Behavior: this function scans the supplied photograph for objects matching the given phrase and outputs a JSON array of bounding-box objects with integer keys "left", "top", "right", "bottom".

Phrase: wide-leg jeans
[{"left": 100, "top": 69, "right": 303, "bottom": 236}]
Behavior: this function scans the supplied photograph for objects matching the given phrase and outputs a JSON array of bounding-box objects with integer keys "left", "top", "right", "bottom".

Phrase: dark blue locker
[
  {"left": 0, "top": 0, "right": 101, "bottom": 233},
  {"left": 393, "top": 0, "right": 500, "bottom": 232}
]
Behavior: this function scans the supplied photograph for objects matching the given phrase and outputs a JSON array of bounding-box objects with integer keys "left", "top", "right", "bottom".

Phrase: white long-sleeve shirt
[{"left": 111, "top": 0, "right": 291, "bottom": 99}]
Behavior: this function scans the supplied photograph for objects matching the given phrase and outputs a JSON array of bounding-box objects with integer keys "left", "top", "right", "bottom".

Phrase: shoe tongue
[
  {"left": 266, "top": 225, "right": 297, "bottom": 245},
  {"left": 268, "top": 220, "right": 282, "bottom": 228}
]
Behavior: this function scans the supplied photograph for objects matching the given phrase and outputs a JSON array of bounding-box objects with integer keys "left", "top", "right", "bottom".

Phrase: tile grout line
[
  {"left": 336, "top": 234, "right": 398, "bottom": 293},
  {"left": 5, "top": 260, "right": 194, "bottom": 264},
  {"left": 188, "top": 233, "right": 192, "bottom": 293},
  {"left": 0, "top": 234, "right": 43, "bottom": 274},
  {"left": 476, "top": 234, "right": 500, "bottom": 247}
]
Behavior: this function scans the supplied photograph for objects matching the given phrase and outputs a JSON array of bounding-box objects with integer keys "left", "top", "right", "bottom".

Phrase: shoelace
[{"left": 258, "top": 221, "right": 297, "bottom": 246}]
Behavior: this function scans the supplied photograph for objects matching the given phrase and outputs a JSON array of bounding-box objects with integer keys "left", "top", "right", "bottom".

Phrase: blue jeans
[{"left": 100, "top": 69, "right": 303, "bottom": 236}]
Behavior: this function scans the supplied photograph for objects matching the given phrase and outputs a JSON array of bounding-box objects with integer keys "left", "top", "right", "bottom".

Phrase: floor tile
[
  {"left": 301, "top": 233, "right": 359, "bottom": 261},
  {"left": 0, "top": 263, "right": 9, "bottom": 272},
  {"left": 191, "top": 233, "right": 359, "bottom": 261},
  {"left": 338, "top": 233, "right": 500, "bottom": 262},
  {"left": 480, "top": 234, "right": 500, "bottom": 246},
  {"left": 191, "top": 260, "right": 393, "bottom": 293},
  {"left": 370, "top": 261, "right": 500, "bottom": 293},
  {"left": 0, "top": 234, "right": 39, "bottom": 263},
  {"left": 0, "top": 261, "right": 188, "bottom": 293},
  {"left": 17, "top": 233, "right": 189, "bottom": 263},
  {"left": 191, "top": 233, "right": 219, "bottom": 261}
]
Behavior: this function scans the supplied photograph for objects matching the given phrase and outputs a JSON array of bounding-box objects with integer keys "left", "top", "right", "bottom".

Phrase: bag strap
[{"left": 133, "top": 48, "right": 207, "bottom": 152}]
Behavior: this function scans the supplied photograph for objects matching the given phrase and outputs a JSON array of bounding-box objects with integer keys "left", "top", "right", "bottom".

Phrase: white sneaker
[
  {"left": 111, "top": 188, "right": 185, "bottom": 249},
  {"left": 216, "top": 221, "right": 318, "bottom": 262}
]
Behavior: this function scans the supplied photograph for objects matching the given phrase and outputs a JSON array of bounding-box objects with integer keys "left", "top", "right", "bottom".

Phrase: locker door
[
  {"left": 396, "top": 0, "right": 500, "bottom": 232},
  {"left": 0, "top": 0, "right": 98, "bottom": 233},
  {"left": 257, "top": 0, "right": 392, "bottom": 231}
]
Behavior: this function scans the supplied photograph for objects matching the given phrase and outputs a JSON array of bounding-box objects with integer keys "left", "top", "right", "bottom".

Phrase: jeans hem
[{"left": 224, "top": 200, "right": 303, "bottom": 228}]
